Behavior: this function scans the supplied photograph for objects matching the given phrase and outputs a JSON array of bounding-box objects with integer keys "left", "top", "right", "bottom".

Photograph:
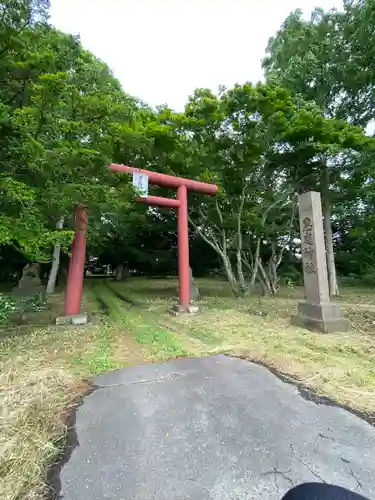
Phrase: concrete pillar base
[
  {"left": 56, "top": 312, "right": 88, "bottom": 326},
  {"left": 291, "top": 302, "right": 348, "bottom": 333},
  {"left": 170, "top": 304, "right": 201, "bottom": 316}
]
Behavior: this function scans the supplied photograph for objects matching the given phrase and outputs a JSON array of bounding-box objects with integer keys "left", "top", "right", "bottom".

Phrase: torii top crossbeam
[{"left": 109, "top": 164, "right": 218, "bottom": 195}]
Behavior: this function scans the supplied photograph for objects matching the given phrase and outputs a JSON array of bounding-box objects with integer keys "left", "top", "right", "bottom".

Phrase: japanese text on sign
[
  {"left": 132, "top": 172, "right": 149, "bottom": 198},
  {"left": 302, "top": 216, "right": 316, "bottom": 274}
]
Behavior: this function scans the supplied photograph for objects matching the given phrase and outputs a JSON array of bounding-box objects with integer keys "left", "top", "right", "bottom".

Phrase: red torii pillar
[
  {"left": 61, "top": 166, "right": 218, "bottom": 321},
  {"left": 109, "top": 164, "right": 218, "bottom": 310},
  {"left": 59, "top": 206, "right": 89, "bottom": 324}
]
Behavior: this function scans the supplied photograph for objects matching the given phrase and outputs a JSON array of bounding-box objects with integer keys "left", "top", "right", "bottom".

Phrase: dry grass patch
[
  {"left": 167, "top": 305, "right": 375, "bottom": 419},
  {"left": 0, "top": 356, "right": 78, "bottom": 500},
  {"left": 0, "top": 317, "right": 155, "bottom": 500},
  {"left": 0, "top": 322, "right": 104, "bottom": 500}
]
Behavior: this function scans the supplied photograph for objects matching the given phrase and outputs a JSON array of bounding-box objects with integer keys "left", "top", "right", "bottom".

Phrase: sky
[{"left": 50, "top": 0, "right": 343, "bottom": 111}]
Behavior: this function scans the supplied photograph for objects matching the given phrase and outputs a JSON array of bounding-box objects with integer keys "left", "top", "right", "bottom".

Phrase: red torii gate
[{"left": 61, "top": 166, "right": 218, "bottom": 322}]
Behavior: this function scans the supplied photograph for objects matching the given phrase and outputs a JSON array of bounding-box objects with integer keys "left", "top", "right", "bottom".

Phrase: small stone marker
[
  {"left": 12, "top": 263, "right": 44, "bottom": 299},
  {"left": 291, "top": 191, "right": 348, "bottom": 333}
]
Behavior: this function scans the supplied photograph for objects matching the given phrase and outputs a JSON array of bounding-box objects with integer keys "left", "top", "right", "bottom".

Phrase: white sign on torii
[{"left": 132, "top": 172, "right": 149, "bottom": 198}]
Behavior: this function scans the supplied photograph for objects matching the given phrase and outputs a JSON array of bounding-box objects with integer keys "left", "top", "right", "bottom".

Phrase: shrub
[{"left": 0, "top": 294, "right": 16, "bottom": 325}]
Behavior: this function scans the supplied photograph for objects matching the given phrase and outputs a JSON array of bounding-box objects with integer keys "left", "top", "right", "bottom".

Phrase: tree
[
  {"left": 0, "top": 11, "right": 149, "bottom": 286},
  {"left": 261, "top": 2, "right": 375, "bottom": 295},
  {"left": 162, "top": 83, "right": 372, "bottom": 297}
]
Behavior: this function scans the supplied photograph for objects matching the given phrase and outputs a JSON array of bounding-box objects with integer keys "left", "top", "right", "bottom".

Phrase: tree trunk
[
  {"left": 288, "top": 234, "right": 294, "bottom": 262},
  {"left": 188, "top": 212, "right": 241, "bottom": 297},
  {"left": 236, "top": 192, "right": 247, "bottom": 295},
  {"left": 46, "top": 217, "right": 64, "bottom": 295},
  {"left": 258, "top": 274, "right": 269, "bottom": 296},
  {"left": 258, "top": 260, "right": 273, "bottom": 296},
  {"left": 269, "top": 257, "right": 278, "bottom": 294},
  {"left": 321, "top": 163, "right": 339, "bottom": 296},
  {"left": 222, "top": 255, "right": 240, "bottom": 296},
  {"left": 189, "top": 267, "right": 200, "bottom": 301},
  {"left": 249, "top": 239, "right": 261, "bottom": 289},
  {"left": 115, "top": 263, "right": 124, "bottom": 281},
  {"left": 259, "top": 257, "right": 281, "bottom": 296},
  {"left": 236, "top": 250, "right": 247, "bottom": 295},
  {"left": 323, "top": 197, "right": 339, "bottom": 296}
]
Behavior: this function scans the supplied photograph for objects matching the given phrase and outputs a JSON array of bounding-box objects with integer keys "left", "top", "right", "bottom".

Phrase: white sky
[{"left": 50, "top": 0, "right": 343, "bottom": 111}]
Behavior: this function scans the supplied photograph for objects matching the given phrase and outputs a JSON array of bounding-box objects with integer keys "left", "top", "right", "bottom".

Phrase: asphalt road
[{"left": 60, "top": 355, "right": 375, "bottom": 500}]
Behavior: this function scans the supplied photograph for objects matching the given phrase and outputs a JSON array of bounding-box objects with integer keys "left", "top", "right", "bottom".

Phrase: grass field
[{"left": 1, "top": 277, "right": 375, "bottom": 500}]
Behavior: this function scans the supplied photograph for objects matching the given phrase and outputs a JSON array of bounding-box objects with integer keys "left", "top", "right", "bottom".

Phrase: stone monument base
[
  {"left": 56, "top": 312, "right": 88, "bottom": 326},
  {"left": 291, "top": 302, "right": 348, "bottom": 333},
  {"left": 169, "top": 304, "right": 200, "bottom": 316}
]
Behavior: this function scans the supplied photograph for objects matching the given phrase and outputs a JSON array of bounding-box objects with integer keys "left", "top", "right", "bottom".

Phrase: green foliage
[
  {"left": 0, "top": 3, "right": 148, "bottom": 262},
  {"left": 0, "top": 290, "right": 48, "bottom": 325},
  {"left": 158, "top": 82, "right": 372, "bottom": 295},
  {"left": 262, "top": 0, "right": 375, "bottom": 282},
  {"left": 2, "top": 0, "right": 375, "bottom": 290},
  {"left": 0, "top": 294, "right": 16, "bottom": 324},
  {"left": 17, "top": 293, "right": 46, "bottom": 313}
]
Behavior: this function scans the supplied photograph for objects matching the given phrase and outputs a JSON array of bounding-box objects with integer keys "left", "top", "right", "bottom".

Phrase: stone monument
[
  {"left": 13, "top": 263, "right": 44, "bottom": 299},
  {"left": 291, "top": 191, "right": 348, "bottom": 333}
]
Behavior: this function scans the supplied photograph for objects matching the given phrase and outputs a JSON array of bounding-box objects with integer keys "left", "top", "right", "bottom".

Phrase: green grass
[
  {"left": 68, "top": 322, "right": 118, "bottom": 375},
  {"left": 90, "top": 281, "right": 191, "bottom": 361},
  {"left": 117, "top": 312, "right": 190, "bottom": 360}
]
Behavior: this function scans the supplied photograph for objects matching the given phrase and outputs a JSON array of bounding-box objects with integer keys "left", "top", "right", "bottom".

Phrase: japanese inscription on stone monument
[{"left": 302, "top": 216, "right": 316, "bottom": 274}]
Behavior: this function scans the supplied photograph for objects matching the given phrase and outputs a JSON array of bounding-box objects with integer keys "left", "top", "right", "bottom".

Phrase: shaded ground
[{"left": 60, "top": 355, "right": 375, "bottom": 500}]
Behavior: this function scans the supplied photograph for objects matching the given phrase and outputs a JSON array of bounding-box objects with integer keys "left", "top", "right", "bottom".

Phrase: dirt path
[
  {"left": 88, "top": 280, "right": 152, "bottom": 365},
  {"left": 88, "top": 280, "right": 199, "bottom": 365}
]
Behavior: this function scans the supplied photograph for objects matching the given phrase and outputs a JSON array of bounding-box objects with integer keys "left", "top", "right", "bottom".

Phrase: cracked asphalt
[{"left": 60, "top": 355, "right": 375, "bottom": 500}]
